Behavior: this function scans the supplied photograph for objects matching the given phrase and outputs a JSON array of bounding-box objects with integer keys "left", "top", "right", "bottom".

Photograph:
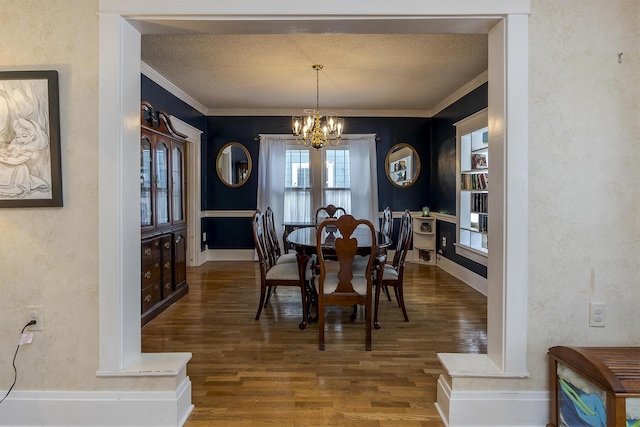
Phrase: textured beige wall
[
  {"left": 0, "top": 0, "right": 101, "bottom": 390},
  {"left": 528, "top": 0, "right": 640, "bottom": 390},
  {"left": 1, "top": 0, "right": 638, "bottom": 402}
]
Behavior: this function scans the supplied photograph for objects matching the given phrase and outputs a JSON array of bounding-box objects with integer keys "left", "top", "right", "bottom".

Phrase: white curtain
[
  {"left": 348, "top": 135, "right": 379, "bottom": 230},
  {"left": 257, "top": 135, "right": 287, "bottom": 248}
]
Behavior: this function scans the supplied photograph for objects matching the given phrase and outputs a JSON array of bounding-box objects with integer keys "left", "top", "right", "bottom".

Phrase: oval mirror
[
  {"left": 216, "top": 142, "right": 252, "bottom": 188},
  {"left": 385, "top": 143, "right": 421, "bottom": 188}
]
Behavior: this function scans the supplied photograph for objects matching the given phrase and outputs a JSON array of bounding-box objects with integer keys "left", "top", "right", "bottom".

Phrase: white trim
[
  {"left": 431, "top": 70, "right": 489, "bottom": 116},
  {"left": 205, "top": 249, "right": 256, "bottom": 262},
  {"left": 98, "top": 4, "right": 530, "bottom": 426},
  {"left": 454, "top": 243, "right": 488, "bottom": 266},
  {"left": 202, "top": 209, "right": 255, "bottom": 218},
  {"left": 209, "top": 107, "right": 431, "bottom": 117},
  {"left": 436, "top": 254, "right": 487, "bottom": 296},
  {"left": 141, "top": 62, "right": 207, "bottom": 114},
  {"left": 169, "top": 116, "right": 205, "bottom": 267},
  {"left": 436, "top": 375, "right": 547, "bottom": 426},
  {"left": 429, "top": 211, "right": 456, "bottom": 223},
  {"left": 0, "top": 377, "right": 193, "bottom": 427}
]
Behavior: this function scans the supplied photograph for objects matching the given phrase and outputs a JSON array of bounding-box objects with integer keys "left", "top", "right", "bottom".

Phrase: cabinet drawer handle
[
  {"left": 144, "top": 248, "right": 152, "bottom": 256},
  {"left": 175, "top": 235, "right": 183, "bottom": 244},
  {"left": 164, "top": 262, "right": 171, "bottom": 269},
  {"left": 154, "top": 241, "right": 159, "bottom": 247},
  {"left": 165, "top": 283, "right": 171, "bottom": 290},
  {"left": 144, "top": 271, "right": 152, "bottom": 279},
  {"left": 144, "top": 294, "right": 152, "bottom": 302},
  {"left": 164, "top": 242, "right": 171, "bottom": 249}
]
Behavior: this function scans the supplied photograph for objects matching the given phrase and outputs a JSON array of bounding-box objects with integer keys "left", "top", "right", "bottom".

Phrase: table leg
[{"left": 296, "top": 252, "right": 312, "bottom": 330}]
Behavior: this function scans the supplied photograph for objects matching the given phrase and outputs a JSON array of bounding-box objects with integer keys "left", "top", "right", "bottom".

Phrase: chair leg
[
  {"left": 365, "top": 292, "right": 372, "bottom": 351},
  {"left": 255, "top": 283, "right": 267, "bottom": 320},
  {"left": 393, "top": 287, "right": 401, "bottom": 307},
  {"left": 264, "top": 286, "right": 274, "bottom": 307},
  {"left": 318, "top": 296, "right": 325, "bottom": 351},
  {"left": 374, "top": 280, "right": 383, "bottom": 329},
  {"left": 298, "top": 282, "right": 308, "bottom": 330},
  {"left": 350, "top": 304, "right": 358, "bottom": 322},
  {"left": 397, "top": 284, "right": 409, "bottom": 322},
  {"left": 383, "top": 285, "right": 392, "bottom": 301}
]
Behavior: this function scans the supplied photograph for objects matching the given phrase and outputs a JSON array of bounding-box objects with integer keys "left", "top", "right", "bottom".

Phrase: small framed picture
[
  {"left": 0, "top": 70, "right": 62, "bottom": 207},
  {"left": 472, "top": 153, "right": 487, "bottom": 169}
]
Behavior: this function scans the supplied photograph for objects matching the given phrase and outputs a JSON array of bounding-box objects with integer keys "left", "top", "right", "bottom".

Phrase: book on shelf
[
  {"left": 471, "top": 153, "right": 488, "bottom": 169},
  {"left": 461, "top": 172, "right": 488, "bottom": 190}
]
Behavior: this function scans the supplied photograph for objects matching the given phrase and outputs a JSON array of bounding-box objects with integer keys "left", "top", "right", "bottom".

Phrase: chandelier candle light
[{"left": 292, "top": 64, "right": 344, "bottom": 150}]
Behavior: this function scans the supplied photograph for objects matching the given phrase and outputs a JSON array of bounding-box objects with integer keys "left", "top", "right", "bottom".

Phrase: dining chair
[
  {"left": 315, "top": 214, "right": 376, "bottom": 351},
  {"left": 378, "top": 206, "right": 393, "bottom": 301},
  {"left": 314, "top": 204, "right": 346, "bottom": 225},
  {"left": 252, "top": 210, "right": 312, "bottom": 330},
  {"left": 374, "top": 209, "right": 413, "bottom": 329},
  {"left": 264, "top": 207, "right": 299, "bottom": 306}
]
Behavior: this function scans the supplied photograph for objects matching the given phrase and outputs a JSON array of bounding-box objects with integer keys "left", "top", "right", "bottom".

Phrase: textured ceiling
[{"left": 141, "top": 33, "right": 488, "bottom": 115}]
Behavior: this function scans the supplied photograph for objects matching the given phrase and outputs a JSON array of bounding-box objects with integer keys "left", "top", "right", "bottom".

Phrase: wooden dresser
[{"left": 139, "top": 101, "right": 188, "bottom": 326}]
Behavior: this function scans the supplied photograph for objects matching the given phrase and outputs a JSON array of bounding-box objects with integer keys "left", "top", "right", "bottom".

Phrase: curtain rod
[{"left": 254, "top": 134, "right": 380, "bottom": 142}]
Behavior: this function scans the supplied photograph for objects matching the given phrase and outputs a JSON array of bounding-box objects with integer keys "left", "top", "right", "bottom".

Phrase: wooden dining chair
[
  {"left": 265, "top": 207, "right": 297, "bottom": 264},
  {"left": 378, "top": 206, "right": 393, "bottom": 301},
  {"left": 263, "top": 207, "right": 299, "bottom": 306},
  {"left": 252, "top": 210, "right": 312, "bottom": 330},
  {"left": 374, "top": 209, "right": 413, "bottom": 329},
  {"left": 314, "top": 204, "right": 346, "bottom": 225},
  {"left": 315, "top": 214, "right": 376, "bottom": 351}
]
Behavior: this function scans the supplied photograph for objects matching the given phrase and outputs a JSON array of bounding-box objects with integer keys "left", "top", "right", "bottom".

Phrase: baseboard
[
  {"left": 204, "top": 248, "right": 255, "bottom": 261},
  {"left": 436, "top": 255, "right": 487, "bottom": 296},
  {"left": 436, "top": 375, "right": 549, "bottom": 426},
  {"left": 0, "top": 377, "right": 193, "bottom": 427}
]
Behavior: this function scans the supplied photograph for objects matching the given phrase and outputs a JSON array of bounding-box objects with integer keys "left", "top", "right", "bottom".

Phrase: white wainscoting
[
  {"left": 0, "top": 377, "right": 193, "bottom": 427},
  {"left": 436, "top": 375, "right": 549, "bottom": 426}
]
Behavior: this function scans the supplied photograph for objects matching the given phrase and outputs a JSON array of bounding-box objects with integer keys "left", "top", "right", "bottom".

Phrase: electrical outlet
[
  {"left": 589, "top": 302, "right": 605, "bottom": 327},
  {"left": 27, "top": 305, "right": 43, "bottom": 331},
  {"left": 442, "top": 237, "right": 447, "bottom": 247}
]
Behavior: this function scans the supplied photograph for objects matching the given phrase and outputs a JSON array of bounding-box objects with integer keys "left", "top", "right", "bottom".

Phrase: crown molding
[{"left": 141, "top": 61, "right": 208, "bottom": 115}]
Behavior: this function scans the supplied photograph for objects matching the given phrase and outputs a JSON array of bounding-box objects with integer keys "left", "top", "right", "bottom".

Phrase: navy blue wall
[
  {"left": 204, "top": 116, "right": 430, "bottom": 249},
  {"left": 141, "top": 75, "right": 206, "bottom": 131},
  {"left": 141, "top": 73, "right": 487, "bottom": 277},
  {"left": 430, "top": 83, "right": 488, "bottom": 277}
]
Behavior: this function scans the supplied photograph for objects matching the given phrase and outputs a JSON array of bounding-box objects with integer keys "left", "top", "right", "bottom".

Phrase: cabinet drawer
[
  {"left": 141, "top": 238, "right": 161, "bottom": 263},
  {"left": 161, "top": 235, "right": 172, "bottom": 258},
  {"left": 141, "top": 260, "right": 161, "bottom": 288},
  {"left": 162, "top": 277, "right": 172, "bottom": 298},
  {"left": 141, "top": 282, "right": 161, "bottom": 313}
]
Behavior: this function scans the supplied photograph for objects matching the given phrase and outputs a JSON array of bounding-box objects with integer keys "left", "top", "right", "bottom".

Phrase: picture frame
[{"left": 0, "top": 70, "right": 62, "bottom": 207}]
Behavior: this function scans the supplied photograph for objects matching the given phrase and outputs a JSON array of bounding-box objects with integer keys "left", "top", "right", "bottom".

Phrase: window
[{"left": 284, "top": 145, "right": 351, "bottom": 223}]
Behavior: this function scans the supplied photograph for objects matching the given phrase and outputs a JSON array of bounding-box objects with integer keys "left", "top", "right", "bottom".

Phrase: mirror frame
[
  {"left": 384, "top": 143, "right": 421, "bottom": 188},
  {"left": 216, "top": 142, "right": 252, "bottom": 188}
]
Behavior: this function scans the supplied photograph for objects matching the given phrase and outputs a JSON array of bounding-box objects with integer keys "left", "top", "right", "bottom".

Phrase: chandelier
[{"left": 292, "top": 64, "right": 344, "bottom": 150}]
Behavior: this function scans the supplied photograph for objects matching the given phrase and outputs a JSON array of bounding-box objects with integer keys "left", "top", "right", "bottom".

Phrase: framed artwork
[{"left": 0, "top": 70, "right": 62, "bottom": 207}]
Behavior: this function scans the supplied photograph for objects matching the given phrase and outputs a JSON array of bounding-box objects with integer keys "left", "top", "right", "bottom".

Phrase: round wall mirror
[
  {"left": 216, "top": 142, "right": 252, "bottom": 188},
  {"left": 385, "top": 143, "right": 421, "bottom": 188}
]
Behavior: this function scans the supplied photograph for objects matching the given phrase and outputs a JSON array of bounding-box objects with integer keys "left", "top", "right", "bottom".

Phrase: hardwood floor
[{"left": 142, "top": 261, "right": 487, "bottom": 427}]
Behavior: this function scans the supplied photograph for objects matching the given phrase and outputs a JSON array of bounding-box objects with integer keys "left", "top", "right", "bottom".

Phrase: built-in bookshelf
[{"left": 455, "top": 109, "right": 488, "bottom": 266}]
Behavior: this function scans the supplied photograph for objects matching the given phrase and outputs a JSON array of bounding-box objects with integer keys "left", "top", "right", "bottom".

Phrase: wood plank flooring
[{"left": 142, "top": 261, "right": 487, "bottom": 427}]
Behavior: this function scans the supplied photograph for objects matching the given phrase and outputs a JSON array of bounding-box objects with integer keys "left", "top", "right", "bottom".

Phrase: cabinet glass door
[
  {"left": 172, "top": 144, "right": 184, "bottom": 222},
  {"left": 140, "top": 136, "right": 153, "bottom": 227},
  {"left": 155, "top": 141, "right": 170, "bottom": 226}
]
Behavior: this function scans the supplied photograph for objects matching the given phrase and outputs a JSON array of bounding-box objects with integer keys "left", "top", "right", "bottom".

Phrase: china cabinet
[{"left": 140, "top": 101, "right": 188, "bottom": 326}]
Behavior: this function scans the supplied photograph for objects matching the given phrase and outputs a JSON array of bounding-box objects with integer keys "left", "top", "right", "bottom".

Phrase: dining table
[{"left": 286, "top": 226, "right": 392, "bottom": 326}]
